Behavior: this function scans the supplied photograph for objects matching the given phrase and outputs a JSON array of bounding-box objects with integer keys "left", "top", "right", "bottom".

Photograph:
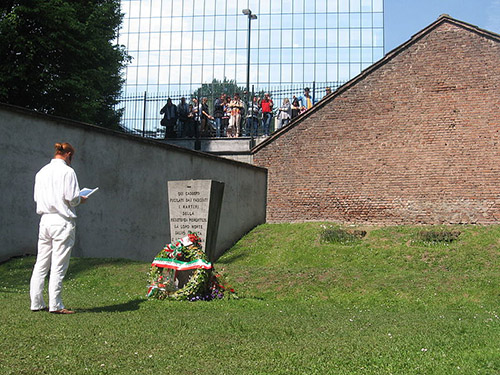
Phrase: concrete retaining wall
[{"left": 0, "top": 103, "right": 267, "bottom": 262}]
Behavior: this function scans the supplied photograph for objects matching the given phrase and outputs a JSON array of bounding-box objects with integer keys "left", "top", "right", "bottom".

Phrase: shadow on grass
[
  {"left": 78, "top": 298, "right": 146, "bottom": 313},
  {"left": 66, "top": 257, "right": 145, "bottom": 280}
]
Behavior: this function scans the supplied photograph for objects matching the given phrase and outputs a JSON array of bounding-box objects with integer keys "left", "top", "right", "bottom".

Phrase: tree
[
  {"left": 0, "top": 0, "right": 130, "bottom": 129},
  {"left": 192, "top": 78, "right": 246, "bottom": 108}
]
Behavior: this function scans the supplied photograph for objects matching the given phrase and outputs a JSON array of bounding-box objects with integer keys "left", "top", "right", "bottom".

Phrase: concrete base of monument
[{"left": 174, "top": 270, "right": 194, "bottom": 289}]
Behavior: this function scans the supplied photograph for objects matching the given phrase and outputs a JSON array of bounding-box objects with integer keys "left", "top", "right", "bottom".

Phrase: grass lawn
[{"left": 0, "top": 224, "right": 498, "bottom": 374}]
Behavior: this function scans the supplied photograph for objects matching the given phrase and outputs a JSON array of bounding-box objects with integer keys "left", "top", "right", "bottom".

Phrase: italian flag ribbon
[{"left": 152, "top": 257, "right": 212, "bottom": 271}]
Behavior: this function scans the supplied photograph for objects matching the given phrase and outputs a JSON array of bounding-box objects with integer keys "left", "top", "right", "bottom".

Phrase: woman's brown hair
[{"left": 54, "top": 142, "right": 75, "bottom": 156}]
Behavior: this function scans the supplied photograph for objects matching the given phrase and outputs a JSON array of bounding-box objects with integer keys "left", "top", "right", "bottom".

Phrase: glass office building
[{"left": 118, "top": 0, "right": 384, "bottom": 135}]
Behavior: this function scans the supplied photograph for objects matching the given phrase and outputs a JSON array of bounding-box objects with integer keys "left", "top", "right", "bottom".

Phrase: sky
[{"left": 384, "top": 0, "right": 500, "bottom": 52}]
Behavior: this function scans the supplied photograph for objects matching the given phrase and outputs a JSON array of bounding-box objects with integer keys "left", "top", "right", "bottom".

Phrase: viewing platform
[{"left": 160, "top": 136, "right": 269, "bottom": 164}]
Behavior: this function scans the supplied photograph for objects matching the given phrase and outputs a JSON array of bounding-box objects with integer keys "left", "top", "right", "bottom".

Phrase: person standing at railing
[
  {"left": 291, "top": 96, "right": 300, "bottom": 119},
  {"left": 192, "top": 98, "right": 201, "bottom": 138},
  {"left": 227, "top": 93, "right": 243, "bottom": 138},
  {"left": 177, "top": 97, "right": 189, "bottom": 138},
  {"left": 200, "top": 97, "right": 214, "bottom": 137},
  {"left": 260, "top": 93, "right": 273, "bottom": 136},
  {"left": 213, "top": 94, "right": 225, "bottom": 138},
  {"left": 276, "top": 98, "right": 292, "bottom": 130},
  {"left": 160, "top": 98, "right": 178, "bottom": 139},
  {"left": 221, "top": 96, "right": 231, "bottom": 137},
  {"left": 245, "top": 96, "right": 260, "bottom": 137},
  {"left": 297, "top": 87, "right": 315, "bottom": 111},
  {"left": 185, "top": 103, "right": 196, "bottom": 138}
]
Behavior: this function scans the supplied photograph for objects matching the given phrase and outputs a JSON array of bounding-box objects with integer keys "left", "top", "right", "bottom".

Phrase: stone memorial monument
[{"left": 168, "top": 180, "right": 224, "bottom": 262}]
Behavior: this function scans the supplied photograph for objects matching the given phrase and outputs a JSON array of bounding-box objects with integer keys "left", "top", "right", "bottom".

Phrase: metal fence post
[{"left": 142, "top": 91, "right": 147, "bottom": 137}]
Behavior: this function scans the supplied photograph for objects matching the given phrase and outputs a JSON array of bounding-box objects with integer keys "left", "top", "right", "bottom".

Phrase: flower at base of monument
[
  {"left": 147, "top": 231, "right": 237, "bottom": 301},
  {"left": 187, "top": 232, "right": 201, "bottom": 244}
]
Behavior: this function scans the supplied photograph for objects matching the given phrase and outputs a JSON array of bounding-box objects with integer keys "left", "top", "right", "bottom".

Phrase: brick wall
[{"left": 253, "top": 17, "right": 500, "bottom": 224}]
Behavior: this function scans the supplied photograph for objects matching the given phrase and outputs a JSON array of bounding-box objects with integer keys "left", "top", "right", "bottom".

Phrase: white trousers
[{"left": 30, "top": 214, "right": 75, "bottom": 311}]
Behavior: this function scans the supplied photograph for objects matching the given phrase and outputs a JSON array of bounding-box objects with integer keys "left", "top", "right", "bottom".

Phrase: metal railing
[{"left": 116, "top": 81, "right": 344, "bottom": 139}]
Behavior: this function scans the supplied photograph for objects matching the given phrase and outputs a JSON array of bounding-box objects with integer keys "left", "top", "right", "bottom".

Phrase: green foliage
[
  {"left": 0, "top": 224, "right": 498, "bottom": 374},
  {"left": 319, "top": 225, "right": 367, "bottom": 244},
  {"left": 192, "top": 78, "right": 246, "bottom": 102},
  {"left": 414, "top": 229, "right": 461, "bottom": 245},
  {"left": 0, "top": 0, "right": 130, "bottom": 129}
]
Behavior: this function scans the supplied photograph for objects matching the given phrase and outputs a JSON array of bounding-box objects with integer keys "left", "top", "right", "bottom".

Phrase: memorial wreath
[{"left": 147, "top": 232, "right": 236, "bottom": 301}]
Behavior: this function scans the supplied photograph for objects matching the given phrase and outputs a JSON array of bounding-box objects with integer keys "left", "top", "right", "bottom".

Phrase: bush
[
  {"left": 415, "top": 229, "right": 461, "bottom": 244},
  {"left": 319, "top": 226, "right": 366, "bottom": 244}
]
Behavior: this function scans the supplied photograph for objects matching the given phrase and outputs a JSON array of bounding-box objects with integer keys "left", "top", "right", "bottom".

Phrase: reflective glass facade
[{"left": 119, "top": 0, "right": 384, "bottom": 95}]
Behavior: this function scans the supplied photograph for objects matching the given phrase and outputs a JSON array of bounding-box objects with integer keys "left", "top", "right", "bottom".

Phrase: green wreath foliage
[
  {"left": 147, "top": 233, "right": 238, "bottom": 301},
  {"left": 147, "top": 234, "right": 210, "bottom": 301}
]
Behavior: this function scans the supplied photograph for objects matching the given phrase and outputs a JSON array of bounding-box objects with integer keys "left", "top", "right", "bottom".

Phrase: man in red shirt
[{"left": 260, "top": 93, "right": 273, "bottom": 136}]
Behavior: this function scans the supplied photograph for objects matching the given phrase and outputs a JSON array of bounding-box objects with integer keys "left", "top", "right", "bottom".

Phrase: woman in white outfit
[
  {"left": 277, "top": 98, "right": 292, "bottom": 129},
  {"left": 30, "top": 142, "right": 87, "bottom": 314}
]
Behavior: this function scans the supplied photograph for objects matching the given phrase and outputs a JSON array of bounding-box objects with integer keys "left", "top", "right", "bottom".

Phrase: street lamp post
[{"left": 242, "top": 9, "right": 257, "bottom": 116}]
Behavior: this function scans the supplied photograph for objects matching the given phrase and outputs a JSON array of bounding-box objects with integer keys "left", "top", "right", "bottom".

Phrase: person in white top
[{"left": 30, "top": 142, "right": 87, "bottom": 314}]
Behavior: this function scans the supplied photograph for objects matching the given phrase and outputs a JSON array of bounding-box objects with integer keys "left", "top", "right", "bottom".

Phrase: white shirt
[{"left": 34, "top": 159, "right": 81, "bottom": 219}]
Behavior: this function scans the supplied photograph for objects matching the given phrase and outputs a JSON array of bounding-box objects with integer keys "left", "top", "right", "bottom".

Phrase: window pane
[
  {"left": 226, "top": 15, "right": 237, "bottom": 30},
  {"left": 281, "top": 48, "right": 292, "bottom": 63},
  {"left": 339, "top": 0, "right": 349, "bottom": 12},
  {"left": 339, "top": 63, "right": 350, "bottom": 80},
  {"left": 361, "top": 47, "right": 373, "bottom": 62},
  {"left": 304, "top": 48, "right": 315, "bottom": 63},
  {"left": 315, "top": 64, "right": 327, "bottom": 82},
  {"left": 350, "top": 0, "right": 361, "bottom": 12},
  {"left": 373, "top": 29, "right": 383, "bottom": 47},
  {"left": 328, "top": 29, "right": 338, "bottom": 46},
  {"left": 316, "top": 29, "right": 327, "bottom": 47},
  {"left": 326, "top": 63, "right": 338, "bottom": 81},
  {"left": 293, "top": 13, "right": 304, "bottom": 29},
  {"left": 361, "top": 13, "right": 372, "bottom": 28},
  {"left": 361, "top": 29, "right": 373, "bottom": 46},
  {"left": 327, "top": 47, "right": 338, "bottom": 62},
  {"left": 350, "top": 13, "right": 361, "bottom": 27},
  {"left": 361, "top": 0, "right": 372, "bottom": 12},
  {"left": 293, "top": 64, "right": 303, "bottom": 82},
  {"left": 181, "top": 50, "right": 191, "bottom": 65},
  {"left": 304, "top": 63, "right": 314, "bottom": 81},
  {"left": 270, "top": 32, "right": 281, "bottom": 48},
  {"left": 316, "top": 47, "right": 327, "bottom": 63},
  {"left": 339, "top": 29, "right": 349, "bottom": 47},
  {"left": 282, "top": 14, "right": 293, "bottom": 29},
  {"left": 258, "top": 64, "right": 269, "bottom": 82},
  {"left": 282, "top": 30, "right": 293, "bottom": 48},
  {"left": 293, "top": 47, "right": 304, "bottom": 63},
  {"left": 259, "top": 49, "right": 270, "bottom": 63},
  {"left": 326, "top": 13, "right": 338, "bottom": 28},
  {"left": 373, "top": 13, "right": 384, "bottom": 27},
  {"left": 259, "top": 14, "right": 271, "bottom": 30},
  {"left": 316, "top": 13, "right": 327, "bottom": 29},
  {"left": 350, "top": 28, "right": 361, "bottom": 46},
  {"left": 373, "top": 0, "right": 383, "bottom": 12},
  {"left": 339, "top": 48, "right": 349, "bottom": 62},
  {"left": 339, "top": 14, "right": 349, "bottom": 27},
  {"left": 281, "top": 64, "right": 292, "bottom": 83},
  {"left": 350, "top": 47, "right": 361, "bottom": 62},
  {"left": 350, "top": 63, "right": 361, "bottom": 76},
  {"left": 269, "top": 64, "right": 281, "bottom": 82},
  {"left": 317, "top": 0, "right": 327, "bottom": 12}
]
